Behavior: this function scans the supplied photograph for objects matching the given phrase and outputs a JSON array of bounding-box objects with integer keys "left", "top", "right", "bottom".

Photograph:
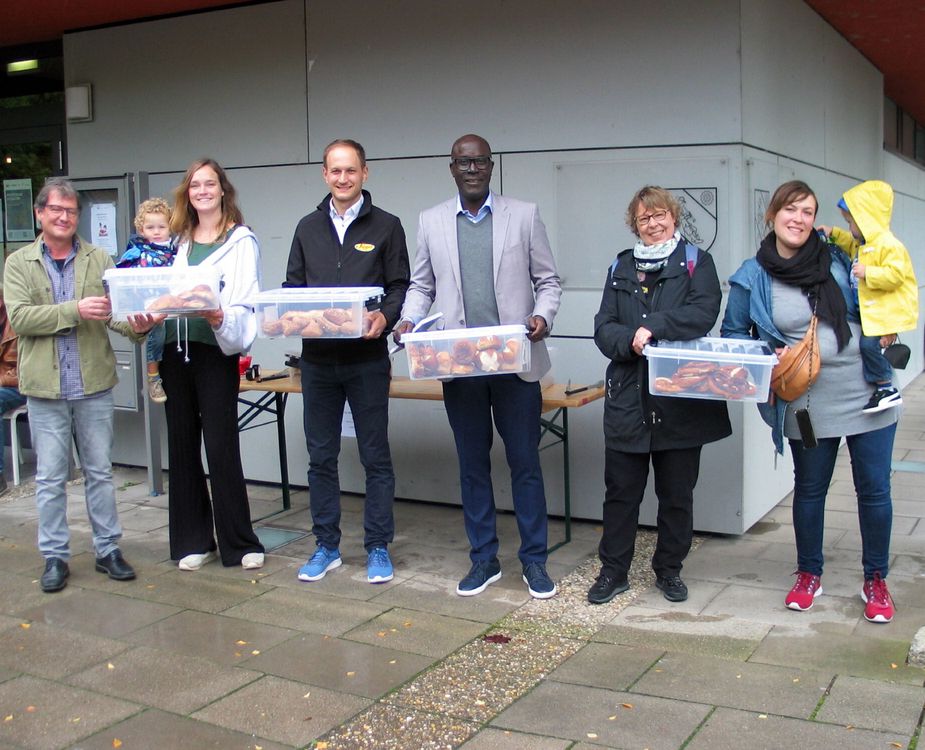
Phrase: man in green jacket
[{"left": 4, "top": 177, "right": 157, "bottom": 592}]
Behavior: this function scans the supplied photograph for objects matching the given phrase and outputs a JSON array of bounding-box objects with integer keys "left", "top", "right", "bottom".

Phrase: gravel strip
[
  {"left": 313, "top": 703, "right": 479, "bottom": 749},
  {"left": 387, "top": 630, "right": 583, "bottom": 722}
]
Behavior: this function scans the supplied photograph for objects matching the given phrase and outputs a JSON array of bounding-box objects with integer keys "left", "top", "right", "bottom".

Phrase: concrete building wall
[{"left": 65, "top": 0, "right": 925, "bottom": 530}]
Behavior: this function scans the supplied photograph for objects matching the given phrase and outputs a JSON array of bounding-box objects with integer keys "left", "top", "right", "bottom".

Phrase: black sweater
[{"left": 285, "top": 190, "right": 410, "bottom": 364}]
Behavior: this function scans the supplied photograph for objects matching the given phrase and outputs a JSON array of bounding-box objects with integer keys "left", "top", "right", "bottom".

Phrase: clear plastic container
[
  {"left": 643, "top": 337, "right": 777, "bottom": 401},
  {"left": 253, "top": 287, "right": 384, "bottom": 339},
  {"left": 103, "top": 266, "right": 221, "bottom": 320},
  {"left": 402, "top": 324, "right": 530, "bottom": 379}
]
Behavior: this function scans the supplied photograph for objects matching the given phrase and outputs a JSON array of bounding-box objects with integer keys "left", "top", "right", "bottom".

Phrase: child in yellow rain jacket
[{"left": 821, "top": 180, "right": 918, "bottom": 413}]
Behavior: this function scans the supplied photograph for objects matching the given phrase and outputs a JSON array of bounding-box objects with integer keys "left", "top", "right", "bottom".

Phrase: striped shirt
[{"left": 41, "top": 240, "right": 85, "bottom": 399}]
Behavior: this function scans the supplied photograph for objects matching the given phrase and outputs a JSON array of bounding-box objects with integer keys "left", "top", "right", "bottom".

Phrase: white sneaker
[
  {"left": 178, "top": 550, "right": 217, "bottom": 571},
  {"left": 241, "top": 552, "right": 265, "bottom": 570}
]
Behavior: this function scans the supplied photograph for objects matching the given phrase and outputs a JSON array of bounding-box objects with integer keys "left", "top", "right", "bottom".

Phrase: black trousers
[
  {"left": 598, "top": 446, "right": 702, "bottom": 579},
  {"left": 161, "top": 342, "right": 263, "bottom": 566}
]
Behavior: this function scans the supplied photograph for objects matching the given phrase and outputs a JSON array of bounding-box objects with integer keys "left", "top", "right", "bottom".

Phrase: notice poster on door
[
  {"left": 2, "top": 179, "right": 35, "bottom": 242},
  {"left": 91, "top": 202, "right": 118, "bottom": 255}
]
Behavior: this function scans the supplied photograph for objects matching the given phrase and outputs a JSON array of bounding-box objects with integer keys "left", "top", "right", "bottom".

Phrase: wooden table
[{"left": 239, "top": 372, "right": 605, "bottom": 548}]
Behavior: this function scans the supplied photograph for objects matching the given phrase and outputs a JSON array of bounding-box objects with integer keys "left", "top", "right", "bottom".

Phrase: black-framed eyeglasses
[
  {"left": 452, "top": 157, "right": 492, "bottom": 171},
  {"left": 44, "top": 205, "right": 79, "bottom": 218}
]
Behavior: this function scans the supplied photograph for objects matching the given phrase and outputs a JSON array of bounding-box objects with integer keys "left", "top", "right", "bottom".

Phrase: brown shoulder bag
[{"left": 770, "top": 313, "right": 819, "bottom": 401}]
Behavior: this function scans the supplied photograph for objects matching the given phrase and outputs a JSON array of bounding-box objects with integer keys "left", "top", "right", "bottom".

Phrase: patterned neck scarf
[{"left": 633, "top": 230, "right": 680, "bottom": 272}]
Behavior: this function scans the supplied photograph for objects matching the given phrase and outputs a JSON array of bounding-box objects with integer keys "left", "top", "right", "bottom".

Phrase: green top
[{"left": 165, "top": 238, "right": 223, "bottom": 347}]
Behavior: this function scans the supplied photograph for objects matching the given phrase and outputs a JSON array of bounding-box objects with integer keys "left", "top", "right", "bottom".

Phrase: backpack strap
[{"left": 685, "top": 242, "right": 698, "bottom": 277}]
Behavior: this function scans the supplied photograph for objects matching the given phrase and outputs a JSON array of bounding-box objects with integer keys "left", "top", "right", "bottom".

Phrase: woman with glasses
[{"left": 588, "top": 186, "right": 730, "bottom": 605}]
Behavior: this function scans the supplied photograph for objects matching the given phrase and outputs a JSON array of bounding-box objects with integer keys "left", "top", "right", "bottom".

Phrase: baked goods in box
[
  {"left": 402, "top": 326, "right": 529, "bottom": 380},
  {"left": 261, "top": 307, "right": 363, "bottom": 338},
  {"left": 652, "top": 361, "right": 758, "bottom": 398},
  {"left": 147, "top": 284, "right": 220, "bottom": 313}
]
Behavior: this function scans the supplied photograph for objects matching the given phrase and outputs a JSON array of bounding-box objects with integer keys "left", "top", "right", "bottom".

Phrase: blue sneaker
[
  {"left": 522, "top": 562, "right": 557, "bottom": 599},
  {"left": 367, "top": 547, "right": 394, "bottom": 583},
  {"left": 456, "top": 558, "right": 502, "bottom": 597},
  {"left": 298, "top": 547, "right": 341, "bottom": 581}
]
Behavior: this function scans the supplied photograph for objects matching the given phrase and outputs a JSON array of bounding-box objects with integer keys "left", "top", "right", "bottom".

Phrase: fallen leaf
[
  {"left": 758, "top": 714, "right": 768, "bottom": 719},
  {"left": 251, "top": 650, "right": 260, "bottom": 655},
  {"left": 25, "top": 706, "right": 35, "bottom": 713},
  {"left": 234, "top": 652, "right": 242, "bottom": 658},
  {"left": 236, "top": 640, "right": 248, "bottom": 645},
  {"left": 377, "top": 631, "right": 387, "bottom": 637},
  {"left": 621, "top": 703, "right": 633, "bottom": 709},
  {"left": 388, "top": 659, "right": 397, "bottom": 664},
  {"left": 890, "top": 744, "right": 903, "bottom": 749},
  {"left": 19, "top": 623, "right": 30, "bottom": 630},
  {"left": 146, "top": 584, "right": 155, "bottom": 589},
  {"left": 587, "top": 733, "right": 598, "bottom": 739},
  {"left": 346, "top": 671, "right": 355, "bottom": 677},
  {"left": 71, "top": 717, "right": 81, "bottom": 723},
  {"left": 483, "top": 634, "right": 512, "bottom": 644},
  {"left": 792, "top": 678, "right": 799, "bottom": 683},
  {"left": 403, "top": 621, "right": 413, "bottom": 627},
  {"left": 107, "top": 663, "right": 115, "bottom": 670},
  {"left": 3, "top": 715, "right": 12, "bottom": 722},
  {"left": 113, "top": 739, "right": 123, "bottom": 748},
  {"left": 608, "top": 715, "right": 617, "bottom": 721},
  {"left": 303, "top": 692, "right": 311, "bottom": 698},
  {"left": 736, "top": 674, "right": 742, "bottom": 679},
  {"left": 890, "top": 663, "right": 898, "bottom": 669},
  {"left": 315, "top": 742, "right": 329, "bottom": 749}
]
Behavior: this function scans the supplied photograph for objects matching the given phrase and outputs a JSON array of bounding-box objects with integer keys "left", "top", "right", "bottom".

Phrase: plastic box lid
[
  {"left": 252, "top": 286, "right": 383, "bottom": 303},
  {"left": 402, "top": 324, "right": 528, "bottom": 343},
  {"left": 643, "top": 336, "right": 776, "bottom": 363}
]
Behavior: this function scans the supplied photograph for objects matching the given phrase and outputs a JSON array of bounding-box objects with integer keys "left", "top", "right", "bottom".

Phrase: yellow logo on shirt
[{"left": 354, "top": 243, "right": 375, "bottom": 252}]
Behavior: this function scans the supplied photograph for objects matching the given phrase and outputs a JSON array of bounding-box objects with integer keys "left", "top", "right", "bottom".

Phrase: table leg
[
  {"left": 275, "top": 392, "right": 290, "bottom": 510},
  {"left": 540, "top": 406, "right": 572, "bottom": 553}
]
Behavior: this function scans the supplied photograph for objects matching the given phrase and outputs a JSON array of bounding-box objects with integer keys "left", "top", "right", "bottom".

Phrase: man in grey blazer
[{"left": 398, "top": 134, "right": 562, "bottom": 599}]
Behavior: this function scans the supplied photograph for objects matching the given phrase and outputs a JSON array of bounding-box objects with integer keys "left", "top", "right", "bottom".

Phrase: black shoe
[
  {"left": 862, "top": 387, "right": 902, "bottom": 413},
  {"left": 655, "top": 575, "right": 688, "bottom": 602},
  {"left": 95, "top": 549, "right": 136, "bottom": 581},
  {"left": 40, "top": 558, "right": 69, "bottom": 592},
  {"left": 587, "top": 571, "right": 629, "bottom": 604}
]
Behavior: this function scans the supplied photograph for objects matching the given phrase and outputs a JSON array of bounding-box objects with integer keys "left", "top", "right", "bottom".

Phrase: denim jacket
[{"left": 720, "top": 244, "right": 855, "bottom": 454}]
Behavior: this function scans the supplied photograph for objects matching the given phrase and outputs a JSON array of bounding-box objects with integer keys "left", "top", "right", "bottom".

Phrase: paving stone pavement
[{"left": 0, "top": 376, "right": 923, "bottom": 748}]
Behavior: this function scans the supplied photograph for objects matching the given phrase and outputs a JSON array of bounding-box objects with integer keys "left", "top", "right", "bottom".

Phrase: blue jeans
[
  {"left": 300, "top": 358, "right": 395, "bottom": 552},
  {"left": 442, "top": 374, "right": 548, "bottom": 565},
  {"left": 145, "top": 322, "right": 166, "bottom": 367},
  {"left": 28, "top": 391, "right": 122, "bottom": 560},
  {"left": 859, "top": 333, "right": 892, "bottom": 384},
  {"left": 0, "top": 386, "right": 27, "bottom": 473},
  {"left": 789, "top": 421, "right": 896, "bottom": 579}
]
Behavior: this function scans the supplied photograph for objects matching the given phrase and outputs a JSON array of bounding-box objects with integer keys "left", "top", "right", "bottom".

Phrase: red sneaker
[
  {"left": 785, "top": 571, "right": 822, "bottom": 611},
  {"left": 861, "top": 573, "right": 894, "bottom": 623}
]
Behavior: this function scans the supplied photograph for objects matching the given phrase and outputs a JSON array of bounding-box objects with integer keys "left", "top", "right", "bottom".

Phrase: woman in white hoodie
[{"left": 162, "top": 158, "right": 264, "bottom": 571}]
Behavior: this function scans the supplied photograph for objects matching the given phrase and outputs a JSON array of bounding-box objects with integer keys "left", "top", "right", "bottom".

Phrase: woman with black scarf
[{"left": 722, "top": 180, "right": 899, "bottom": 624}]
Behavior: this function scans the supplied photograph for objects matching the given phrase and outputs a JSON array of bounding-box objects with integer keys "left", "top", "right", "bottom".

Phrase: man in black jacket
[{"left": 285, "top": 139, "right": 410, "bottom": 585}]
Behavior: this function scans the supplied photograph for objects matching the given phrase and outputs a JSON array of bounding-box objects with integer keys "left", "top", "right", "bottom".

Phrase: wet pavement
[{"left": 0, "top": 375, "right": 923, "bottom": 749}]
